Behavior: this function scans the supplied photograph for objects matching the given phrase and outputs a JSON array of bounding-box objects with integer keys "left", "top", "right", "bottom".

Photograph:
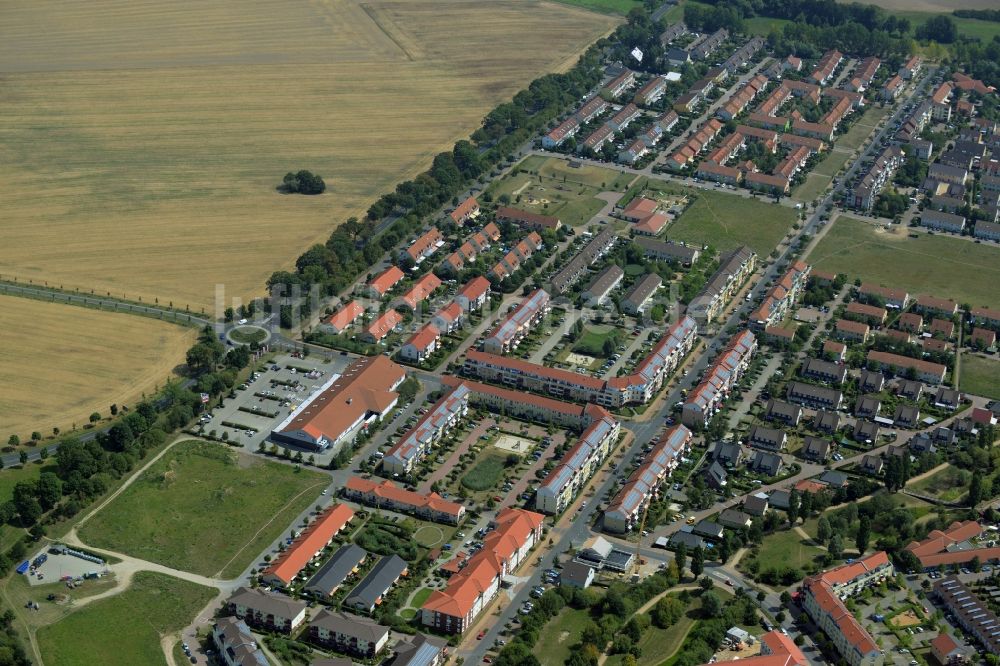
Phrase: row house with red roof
[
  {"left": 455, "top": 276, "right": 491, "bottom": 313},
  {"left": 344, "top": 476, "right": 466, "bottom": 525},
  {"left": 845, "top": 57, "right": 880, "bottom": 93},
  {"left": 421, "top": 508, "right": 544, "bottom": 633},
  {"left": 365, "top": 266, "right": 405, "bottom": 300},
  {"left": 402, "top": 228, "right": 444, "bottom": 265},
  {"left": 320, "top": 300, "right": 365, "bottom": 335},
  {"left": 802, "top": 552, "right": 892, "bottom": 666},
  {"left": 442, "top": 222, "right": 501, "bottom": 273},
  {"left": 399, "top": 323, "right": 440, "bottom": 364},
  {"left": 809, "top": 49, "right": 843, "bottom": 86},
  {"left": 262, "top": 504, "right": 356, "bottom": 587},
  {"left": 397, "top": 273, "right": 442, "bottom": 311}
]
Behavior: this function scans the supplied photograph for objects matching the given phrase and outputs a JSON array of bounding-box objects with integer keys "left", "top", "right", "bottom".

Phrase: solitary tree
[
  {"left": 856, "top": 515, "right": 871, "bottom": 555},
  {"left": 89, "top": 412, "right": 101, "bottom": 425}
]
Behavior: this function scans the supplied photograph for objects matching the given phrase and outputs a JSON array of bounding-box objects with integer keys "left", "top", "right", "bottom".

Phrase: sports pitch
[{"left": 0, "top": 0, "right": 616, "bottom": 310}]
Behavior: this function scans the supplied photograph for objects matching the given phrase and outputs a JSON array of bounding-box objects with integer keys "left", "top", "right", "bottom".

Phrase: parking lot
[
  {"left": 197, "top": 352, "right": 351, "bottom": 460},
  {"left": 24, "top": 546, "right": 110, "bottom": 587}
]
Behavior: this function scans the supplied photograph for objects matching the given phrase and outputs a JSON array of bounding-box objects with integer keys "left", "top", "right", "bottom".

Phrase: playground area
[
  {"left": 565, "top": 352, "right": 598, "bottom": 367},
  {"left": 494, "top": 434, "right": 536, "bottom": 456},
  {"left": 888, "top": 609, "right": 922, "bottom": 628}
]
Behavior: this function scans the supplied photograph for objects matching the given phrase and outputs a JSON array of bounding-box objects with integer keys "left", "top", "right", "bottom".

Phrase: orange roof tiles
[
  {"left": 263, "top": 504, "right": 354, "bottom": 585},
  {"left": 400, "top": 273, "right": 442, "bottom": 309},
  {"left": 325, "top": 300, "right": 364, "bottom": 332},
  {"left": 368, "top": 266, "right": 405, "bottom": 297},
  {"left": 450, "top": 197, "right": 479, "bottom": 224},
  {"left": 366, "top": 310, "right": 403, "bottom": 342},
  {"left": 405, "top": 323, "right": 440, "bottom": 352},
  {"left": 277, "top": 355, "right": 404, "bottom": 443},
  {"left": 422, "top": 508, "right": 543, "bottom": 620}
]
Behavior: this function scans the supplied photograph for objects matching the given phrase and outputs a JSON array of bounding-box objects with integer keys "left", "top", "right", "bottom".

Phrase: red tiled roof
[
  {"left": 457, "top": 276, "right": 490, "bottom": 302},
  {"left": 450, "top": 197, "right": 479, "bottom": 224},
  {"left": 422, "top": 508, "right": 543, "bottom": 619},
  {"left": 345, "top": 476, "right": 464, "bottom": 517},
  {"left": 366, "top": 310, "right": 403, "bottom": 341},
  {"left": 325, "top": 300, "right": 364, "bottom": 331},
  {"left": 278, "top": 355, "right": 404, "bottom": 442},
  {"left": 405, "top": 323, "right": 440, "bottom": 352},
  {"left": 263, "top": 504, "right": 354, "bottom": 585},
  {"left": 368, "top": 266, "right": 405, "bottom": 297}
]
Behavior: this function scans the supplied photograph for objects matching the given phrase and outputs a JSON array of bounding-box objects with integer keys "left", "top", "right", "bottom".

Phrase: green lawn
[
  {"left": 78, "top": 440, "right": 328, "bottom": 578},
  {"left": 812, "top": 150, "right": 852, "bottom": 178},
  {"left": 573, "top": 324, "right": 621, "bottom": 357},
  {"left": 487, "top": 156, "right": 623, "bottom": 227},
  {"left": 229, "top": 326, "right": 267, "bottom": 344},
  {"left": 961, "top": 355, "right": 1000, "bottom": 401},
  {"left": 666, "top": 190, "right": 797, "bottom": 256},
  {"left": 410, "top": 587, "right": 434, "bottom": 609},
  {"left": 893, "top": 10, "right": 1000, "bottom": 43},
  {"left": 794, "top": 174, "right": 831, "bottom": 203},
  {"left": 837, "top": 106, "right": 890, "bottom": 151},
  {"left": 533, "top": 608, "right": 592, "bottom": 665},
  {"left": 908, "top": 464, "right": 969, "bottom": 503},
  {"left": 755, "top": 528, "right": 825, "bottom": 572},
  {"left": 36, "top": 572, "right": 216, "bottom": 666},
  {"left": 551, "top": 0, "right": 641, "bottom": 14},
  {"left": 744, "top": 15, "right": 793, "bottom": 35},
  {"left": 808, "top": 216, "right": 1000, "bottom": 309},
  {"left": 461, "top": 453, "right": 509, "bottom": 491}
]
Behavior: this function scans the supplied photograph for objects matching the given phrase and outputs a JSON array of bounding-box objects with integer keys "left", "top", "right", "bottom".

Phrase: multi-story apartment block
[
  {"left": 687, "top": 247, "right": 757, "bottom": 329},
  {"left": 747, "top": 261, "right": 810, "bottom": 330},
  {"left": 802, "top": 552, "right": 893, "bottom": 666},
  {"left": 481, "top": 289, "right": 550, "bottom": 354},
  {"left": 464, "top": 316, "right": 697, "bottom": 409},
  {"left": 343, "top": 477, "right": 465, "bottom": 525},
  {"left": 383, "top": 384, "right": 469, "bottom": 475},
  {"left": 422, "top": 509, "right": 544, "bottom": 633},
  {"left": 536, "top": 410, "right": 621, "bottom": 514},
  {"left": 681, "top": 330, "right": 757, "bottom": 427},
  {"left": 604, "top": 425, "right": 692, "bottom": 533}
]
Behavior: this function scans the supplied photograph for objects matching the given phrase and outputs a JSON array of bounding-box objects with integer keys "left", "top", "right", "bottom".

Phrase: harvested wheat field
[
  {"left": 0, "top": 296, "right": 195, "bottom": 441},
  {"left": 0, "top": 0, "right": 616, "bottom": 311}
]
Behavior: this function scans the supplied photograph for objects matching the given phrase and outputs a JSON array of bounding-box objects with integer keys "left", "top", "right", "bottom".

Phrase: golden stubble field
[
  {"left": 0, "top": 0, "right": 616, "bottom": 311},
  {"left": 0, "top": 296, "right": 195, "bottom": 439}
]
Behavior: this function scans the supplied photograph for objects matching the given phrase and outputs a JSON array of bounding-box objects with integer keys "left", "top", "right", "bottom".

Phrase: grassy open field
[
  {"left": 837, "top": 106, "right": 891, "bottom": 151},
  {"left": 36, "top": 572, "right": 216, "bottom": 666},
  {"left": 0, "top": 295, "right": 195, "bottom": 441},
  {"left": 908, "top": 464, "right": 968, "bottom": 503},
  {"left": 0, "top": 0, "right": 616, "bottom": 310},
  {"left": 754, "top": 528, "right": 825, "bottom": 572},
  {"left": 666, "top": 190, "right": 797, "bottom": 256},
  {"left": 807, "top": 216, "right": 1000, "bottom": 309},
  {"left": 78, "top": 440, "right": 328, "bottom": 578},
  {"left": 794, "top": 174, "right": 832, "bottom": 203},
  {"left": 533, "top": 607, "right": 593, "bottom": 665},
  {"left": 488, "top": 156, "right": 635, "bottom": 226},
  {"left": 813, "top": 150, "right": 853, "bottom": 178},
  {"left": 961, "top": 355, "right": 1000, "bottom": 401}
]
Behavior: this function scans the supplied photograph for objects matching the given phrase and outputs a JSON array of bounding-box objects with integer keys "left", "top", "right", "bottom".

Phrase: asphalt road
[{"left": 462, "top": 65, "right": 940, "bottom": 664}]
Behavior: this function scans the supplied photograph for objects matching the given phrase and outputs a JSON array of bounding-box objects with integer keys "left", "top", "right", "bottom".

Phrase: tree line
[{"left": 266, "top": 15, "right": 626, "bottom": 328}]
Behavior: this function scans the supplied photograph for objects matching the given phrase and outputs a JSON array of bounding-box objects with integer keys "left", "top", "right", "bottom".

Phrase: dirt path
[
  {"left": 793, "top": 525, "right": 824, "bottom": 550},
  {"left": 161, "top": 634, "right": 179, "bottom": 666},
  {"left": 905, "top": 462, "right": 949, "bottom": 488},
  {"left": 73, "top": 433, "right": 192, "bottom": 530}
]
